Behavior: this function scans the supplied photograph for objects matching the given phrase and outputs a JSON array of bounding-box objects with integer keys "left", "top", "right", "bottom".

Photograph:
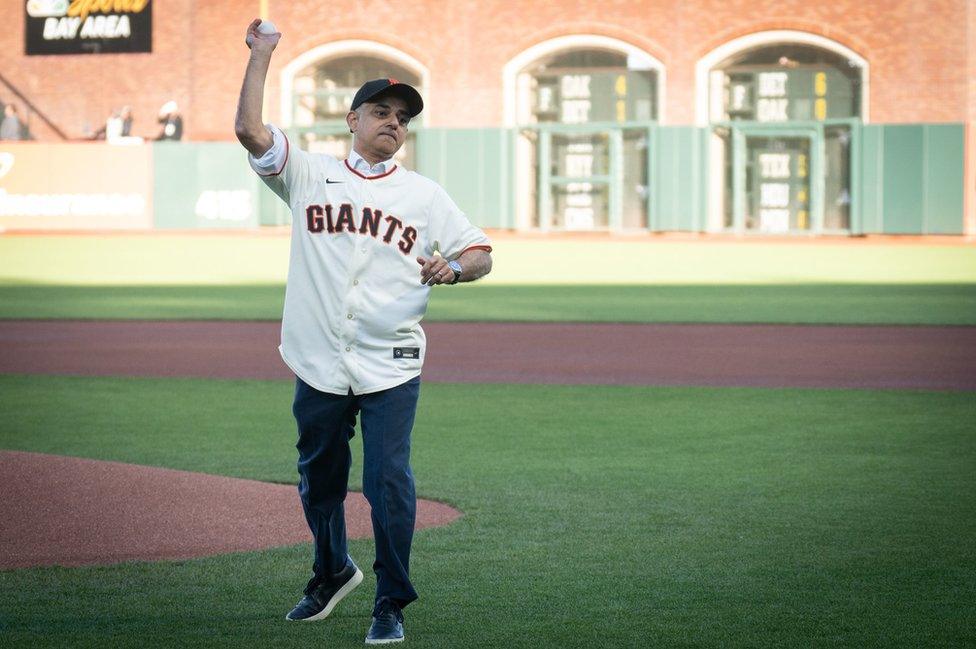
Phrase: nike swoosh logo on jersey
[{"left": 326, "top": 178, "right": 344, "bottom": 184}]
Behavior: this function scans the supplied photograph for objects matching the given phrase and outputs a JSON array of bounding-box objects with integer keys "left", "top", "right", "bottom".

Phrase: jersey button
[
  {"left": 345, "top": 346, "right": 351, "bottom": 352},
  {"left": 347, "top": 313, "right": 354, "bottom": 319},
  {"left": 361, "top": 247, "right": 366, "bottom": 253},
  {"left": 353, "top": 279, "right": 359, "bottom": 286}
]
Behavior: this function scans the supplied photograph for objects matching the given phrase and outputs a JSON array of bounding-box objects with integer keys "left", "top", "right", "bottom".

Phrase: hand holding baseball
[
  {"left": 416, "top": 256, "right": 454, "bottom": 286},
  {"left": 245, "top": 18, "right": 281, "bottom": 51}
]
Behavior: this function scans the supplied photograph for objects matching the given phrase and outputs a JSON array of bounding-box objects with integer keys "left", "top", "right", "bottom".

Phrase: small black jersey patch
[{"left": 393, "top": 347, "right": 420, "bottom": 359}]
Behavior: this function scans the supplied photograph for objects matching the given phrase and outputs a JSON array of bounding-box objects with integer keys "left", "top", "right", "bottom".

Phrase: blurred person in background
[
  {"left": 95, "top": 106, "right": 142, "bottom": 144},
  {"left": 156, "top": 101, "right": 183, "bottom": 141},
  {"left": 105, "top": 108, "right": 124, "bottom": 141},
  {"left": 119, "top": 106, "right": 133, "bottom": 137},
  {"left": 1, "top": 104, "right": 24, "bottom": 140}
]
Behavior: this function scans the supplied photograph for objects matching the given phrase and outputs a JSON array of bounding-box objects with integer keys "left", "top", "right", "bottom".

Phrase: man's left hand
[{"left": 416, "top": 256, "right": 455, "bottom": 286}]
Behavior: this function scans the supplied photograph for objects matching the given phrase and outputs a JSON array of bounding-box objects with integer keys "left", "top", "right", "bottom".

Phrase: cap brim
[{"left": 371, "top": 84, "right": 424, "bottom": 118}]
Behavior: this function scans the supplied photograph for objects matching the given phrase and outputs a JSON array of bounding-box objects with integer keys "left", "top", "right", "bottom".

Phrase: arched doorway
[
  {"left": 280, "top": 41, "right": 428, "bottom": 166},
  {"left": 697, "top": 31, "right": 867, "bottom": 234},
  {"left": 504, "top": 36, "right": 664, "bottom": 231}
]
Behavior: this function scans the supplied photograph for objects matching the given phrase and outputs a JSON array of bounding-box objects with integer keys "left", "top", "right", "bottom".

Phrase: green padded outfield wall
[
  {"left": 415, "top": 128, "right": 516, "bottom": 229},
  {"left": 153, "top": 124, "right": 963, "bottom": 235},
  {"left": 417, "top": 126, "right": 711, "bottom": 232},
  {"left": 651, "top": 126, "right": 710, "bottom": 232},
  {"left": 859, "top": 124, "right": 965, "bottom": 235},
  {"left": 923, "top": 125, "right": 966, "bottom": 234},
  {"left": 153, "top": 142, "right": 263, "bottom": 229}
]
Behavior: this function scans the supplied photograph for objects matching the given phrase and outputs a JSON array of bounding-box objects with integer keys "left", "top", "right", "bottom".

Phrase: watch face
[{"left": 447, "top": 260, "right": 462, "bottom": 283}]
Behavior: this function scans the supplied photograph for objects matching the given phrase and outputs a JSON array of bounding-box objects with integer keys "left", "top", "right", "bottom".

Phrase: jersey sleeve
[
  {"left": 247, "top": 124, "right": 311, "bottom": 205},
  {"left": 427, "top": 185, "right": 493, "bottom": 260}
]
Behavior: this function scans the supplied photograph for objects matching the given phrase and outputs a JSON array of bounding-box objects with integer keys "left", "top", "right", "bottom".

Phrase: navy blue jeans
[{"left": 292, "top": 376, "right": 420, "bottom": 609}]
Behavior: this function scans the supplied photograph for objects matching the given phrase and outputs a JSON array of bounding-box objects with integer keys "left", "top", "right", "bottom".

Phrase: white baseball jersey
[{"left": 249, "top": 124, "right": 491, "bottom": 395}]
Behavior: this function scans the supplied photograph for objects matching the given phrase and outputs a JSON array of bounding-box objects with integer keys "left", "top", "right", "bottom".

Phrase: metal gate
[{"left": 720, "top": 119, "right": 859, "bottom": 234}]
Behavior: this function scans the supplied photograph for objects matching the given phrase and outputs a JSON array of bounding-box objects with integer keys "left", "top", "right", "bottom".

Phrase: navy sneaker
[
  {"left": 285, "top": 562, "right": 363, "bottom": 622},
  {"left": 365, "top": 598, "right": 404, "bottom": 644}
]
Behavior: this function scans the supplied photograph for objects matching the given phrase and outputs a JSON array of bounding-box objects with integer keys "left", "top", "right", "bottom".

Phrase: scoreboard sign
[
  {"left": 720, "top": 67, "right": 855, "bottom": 122},
  {"left": 25, "top": 0, "right": 152, "bottom": 55},
  {"left": 534, "top": 71, "right": 655, "bottom": 124},
  {"left": 749, "top": 137, "right": 811, "bottom": 233}
]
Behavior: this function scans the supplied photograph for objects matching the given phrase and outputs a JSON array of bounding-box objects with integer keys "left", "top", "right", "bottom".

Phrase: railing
[
  {"left": 0, "top": 71, "right": 70, "bottom": 140},
  {"left": 518, "top": 120, "right": 658, "bottom": 232},
  {"left": 708, "top": 118, "right": 861, "bottom": 235}
]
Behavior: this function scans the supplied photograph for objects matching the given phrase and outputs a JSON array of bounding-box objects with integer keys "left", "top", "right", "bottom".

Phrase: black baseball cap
[{"left": 351, "top": 78, "right": 424, "bottom": 118}]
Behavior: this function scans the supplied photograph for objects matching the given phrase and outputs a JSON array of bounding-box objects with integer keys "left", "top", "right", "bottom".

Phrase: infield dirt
[
  {"left": 0, "top": 450, "right": 460, "bottom": 569},
  {"left": 1, "top": 320, "right": 974, "bottom": 391}
]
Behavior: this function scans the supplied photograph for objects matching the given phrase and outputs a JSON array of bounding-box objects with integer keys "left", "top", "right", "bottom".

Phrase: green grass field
[
  {"left": 2, "top": 234, "right": 974, "bottom": 647},
  {"left": 2, "top": 235, "right": 975, "bottom": 324},
  {"left": 1, "top": 282, "right": 974, "bottom": 324},
  {"left": 4, "top": 236, "right": 975, "bottom": 285},
  {"left": 1, "top": 375, "right": 974, "bottom": 648}
]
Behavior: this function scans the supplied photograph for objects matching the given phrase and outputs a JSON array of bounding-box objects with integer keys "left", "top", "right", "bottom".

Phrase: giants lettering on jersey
[{"left": 305, "top": 203, "right": 417, "bottom": 255}]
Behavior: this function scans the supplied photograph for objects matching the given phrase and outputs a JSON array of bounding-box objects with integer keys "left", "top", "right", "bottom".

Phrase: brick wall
[
  {"left": 967, "top": 0, "right": 975, "bottom": 235},
  {"left": 0, "top": 0, "right": 969, "bottom": 140},
  {"left": 0, "top": 0, "right": 196, "bottom": 141},
  {"left": 971, "top": 0, "right": 976, "bottom": 124}
]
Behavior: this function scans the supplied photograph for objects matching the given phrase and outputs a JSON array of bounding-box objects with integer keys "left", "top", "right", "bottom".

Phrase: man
[
  {"left": 0, "top": 104, "right": 23, "bottom": 141},
  {"left": 234, "top": 19, "right": 492, "bottom": 645},
  {"left": 156, "top": 101, "right": 183, "bottom": 141}
]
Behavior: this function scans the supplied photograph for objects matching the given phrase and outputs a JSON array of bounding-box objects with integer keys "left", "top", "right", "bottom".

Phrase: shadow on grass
[
  {"left": 0, "top": 282, "right": 974, "bottom": 325},
  {"left": 0, "top": 283, "right": 286, "bottom": 321}
]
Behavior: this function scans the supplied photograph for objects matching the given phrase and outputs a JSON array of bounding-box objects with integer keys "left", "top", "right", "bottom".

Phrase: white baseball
[{"left": 257, "top": 20, "right": 277, "bottom": 34}]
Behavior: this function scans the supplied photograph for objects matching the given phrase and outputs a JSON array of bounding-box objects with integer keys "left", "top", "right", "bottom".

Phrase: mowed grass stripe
[
  {"left": 1, "top": 375, "right": 973, "bottom": 648},
  {"left": 3, "top": 235, "right": 976, "bottom": 285},
  {"left": 1, "top": 283, "right": 975, "bottom": 324}
]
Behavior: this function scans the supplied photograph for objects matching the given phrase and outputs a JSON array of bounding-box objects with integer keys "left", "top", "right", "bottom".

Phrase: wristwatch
[{"left": 446, "top": 260, "right": 462, "bottom": 285}]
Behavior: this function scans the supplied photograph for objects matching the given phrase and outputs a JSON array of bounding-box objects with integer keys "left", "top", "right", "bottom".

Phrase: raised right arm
[{"left": 235, "top": 19, "right": 280, "bottom": 157}]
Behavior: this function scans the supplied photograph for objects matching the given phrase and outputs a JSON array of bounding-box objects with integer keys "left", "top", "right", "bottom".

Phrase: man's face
[{"left": 347, "top": 94, "right": 411, "bottom": 161}]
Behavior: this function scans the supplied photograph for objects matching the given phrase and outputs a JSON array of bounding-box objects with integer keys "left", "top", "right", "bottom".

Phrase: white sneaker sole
[
  {"left": 286, "top": 567, "right": 364, "bottom": 622},
  {"left": 364, "top": 635, "right": 404, "bottom": 645}
]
